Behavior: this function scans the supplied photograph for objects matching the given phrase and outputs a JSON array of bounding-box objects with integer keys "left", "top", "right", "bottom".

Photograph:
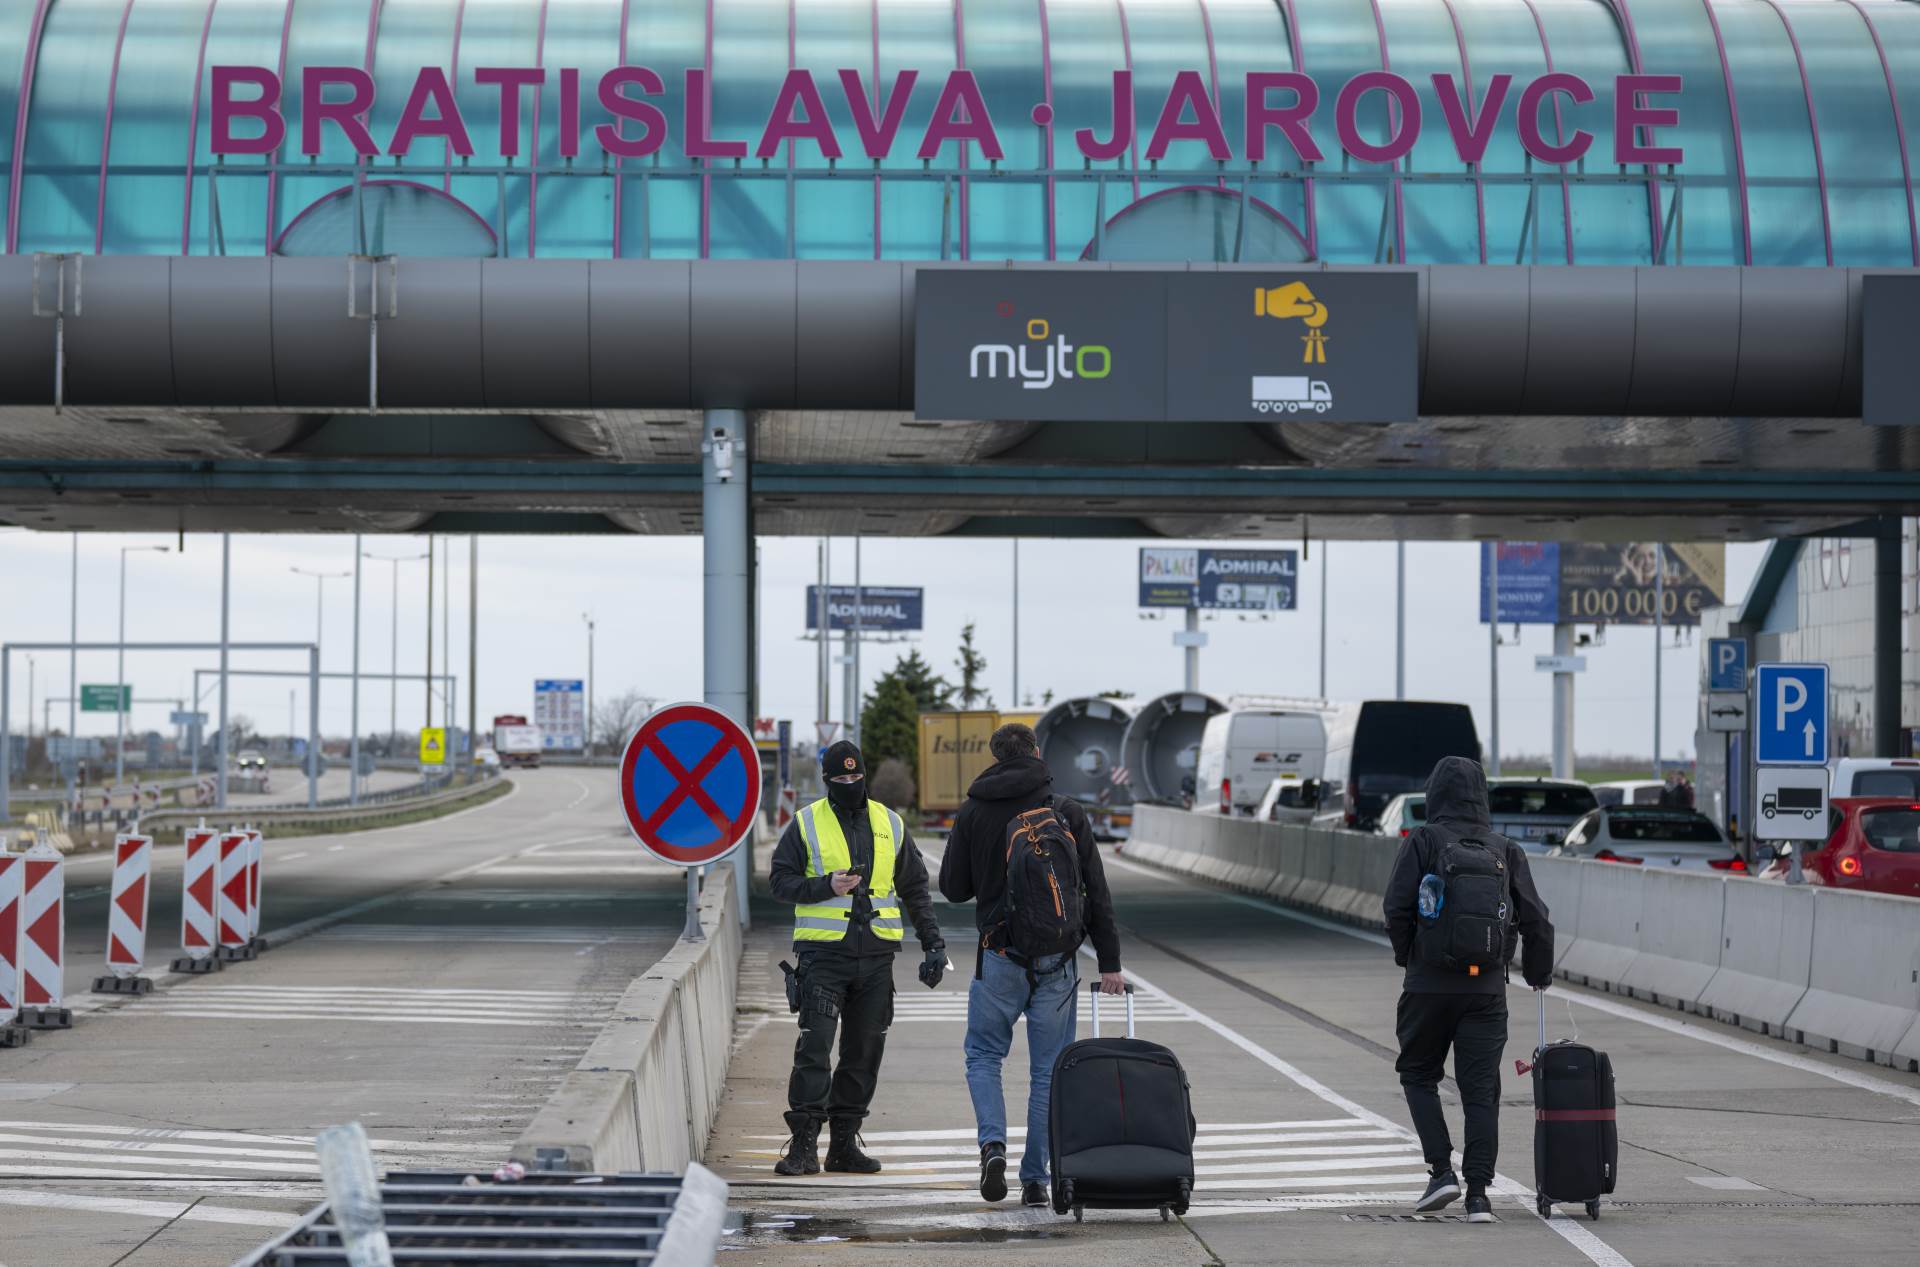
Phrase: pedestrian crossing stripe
[
  {"left": 0, "top": 1119, "right": 507, "bottom": 1182},
  {"left": 112, "top": 984, "right": 621, "bottom": 1028},
  {"left": 726, "top": 1118, "right": 1424, "bottom": 1191},
  {"left": 315, "top": 924, "right": 651, "bottom": 944}
]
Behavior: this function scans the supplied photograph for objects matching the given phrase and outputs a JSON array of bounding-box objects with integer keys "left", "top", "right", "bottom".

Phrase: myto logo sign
[{"left": 969, "top": 304, "right": 1113, "bottom": 392}]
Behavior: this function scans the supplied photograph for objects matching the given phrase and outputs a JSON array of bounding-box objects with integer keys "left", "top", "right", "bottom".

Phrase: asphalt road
[
  {"left": 0, "top": 768, "right": 686, "bottom": 1267},
  {"left": 714, "top": 838, "right": 1920, "bottom": 1266}
]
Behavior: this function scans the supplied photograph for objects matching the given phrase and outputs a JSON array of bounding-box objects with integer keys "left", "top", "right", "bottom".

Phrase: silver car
[
  {"left": 1487, "top": 778, "right": 1599, "bottom": 852},
  {"left": 1376, "top": 792, "right": 1427, "bottom": 838},
  {"left": 1549, "top": 806, "right": 1748, "bottom": 874}
]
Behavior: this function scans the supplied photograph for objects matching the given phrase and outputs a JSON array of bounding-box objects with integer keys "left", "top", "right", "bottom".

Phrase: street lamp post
[
  {"left": 116, "top": 544, "right": 170, "bottom": 784},
  {"left": 292, "top": 566, "right": 350, "bottom": 784},
  {"left": 362, "top": 549, "right": 428, "bottom": 751},
  {"left": 582, "top": 613, "right": 596, "bottom": 754}
]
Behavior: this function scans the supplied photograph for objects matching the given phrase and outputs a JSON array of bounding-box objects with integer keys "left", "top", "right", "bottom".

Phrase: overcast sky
[{"left": 0, "top": 529, "right": 1765, "bottom": 764}]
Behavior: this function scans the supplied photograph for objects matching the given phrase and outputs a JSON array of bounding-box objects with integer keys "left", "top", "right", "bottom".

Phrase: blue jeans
[{"left": 964, "top": 949, "right": 1079, "bottom": 1184}]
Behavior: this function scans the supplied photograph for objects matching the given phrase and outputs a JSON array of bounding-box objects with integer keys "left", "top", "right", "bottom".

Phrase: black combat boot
[
  {"left": 823, "top": 1118, "right": 882, "bottom": 1173},
  {"left": 773, "top": 1112, "right": 821, "bottom": 1176}
]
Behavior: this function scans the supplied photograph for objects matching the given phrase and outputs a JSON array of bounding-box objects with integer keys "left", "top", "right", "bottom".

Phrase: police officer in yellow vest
[{"left": 768, "top": 739, "right": 945, "bottom": 1176}]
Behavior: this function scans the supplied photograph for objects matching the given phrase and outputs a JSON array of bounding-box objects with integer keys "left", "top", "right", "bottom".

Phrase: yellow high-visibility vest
[{"left": 793, "top": 798, "right": 904, "bottom": 942}]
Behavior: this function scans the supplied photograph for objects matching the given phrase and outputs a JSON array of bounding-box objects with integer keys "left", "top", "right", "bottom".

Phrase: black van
[{"left": 1312, "top": 701, "right": 1481, "bottom": 832}]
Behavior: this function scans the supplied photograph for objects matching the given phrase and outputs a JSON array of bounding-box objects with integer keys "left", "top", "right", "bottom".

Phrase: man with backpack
[
  {"left": 939, "top": 723, "right": 1124, "bottom": 1208},
  {"left": 1383, "top": 755, "right": 1555, "bottom": 1224}
]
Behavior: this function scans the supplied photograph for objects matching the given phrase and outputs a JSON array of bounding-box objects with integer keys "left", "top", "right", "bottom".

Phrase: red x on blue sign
[{"left": 619, "top": 703, "right": 760, "bottom": 866}]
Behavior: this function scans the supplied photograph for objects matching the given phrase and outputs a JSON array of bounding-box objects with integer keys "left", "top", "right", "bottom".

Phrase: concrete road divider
[
  {"left": 1126, "top": 805, "right": 1920, "bottom": 1073},
  {"left": 1784, "top": 888, "right": 1920, "bottom": 1068},
  {"left": 1618, "top": 869, "right": 1726, "bottom": 1010},
  {"left": 512, "top": 864, "right": 743, "bottom": 1172},
  {"left": 1697, "top": 876, "right": 1813, "bottom": 1036},
  {"left": 1557, "top": 859, "right": 1643, "bottom": 992}
]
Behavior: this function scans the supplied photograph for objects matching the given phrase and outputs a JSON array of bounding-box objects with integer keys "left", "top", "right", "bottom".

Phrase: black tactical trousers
[
  {"left": 788, "top": 949, "right": 896, "bottom": 1121},
  {"left": 1395, "top": 990, "right": 1508, "bottom": 1187}
]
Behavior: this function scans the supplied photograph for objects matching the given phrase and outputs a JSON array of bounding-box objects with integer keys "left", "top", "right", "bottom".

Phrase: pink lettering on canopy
[
  {"left": 595, "top": 67, "right": 668, "bottom": 159},
  {"left": 211, "top": 66, "right": 284, "bottom": 156},
  {"left": 684, "top": 68, "right": 747, "bottom": 158},
  {"left": 757, "top": 69, "right": 842, "bottom": 159},
  {"left": 559, "top": 68, "right": 581, "bottom": 159},
  {"left": 1517, "top": 73, "right": 1594, "bottom": 164},
  {"left": 918, "top": 71, "right": 1003, "bottom": 161},
  {"left": 388, "top": 67, "right": 473, "bottom": 158},
  {"left": 474, "top": 67, "right": 545, "bottom": 157},
  {"left": 1334, "top": 71, "right": 1420, "bottom": 164},
  {"left": 1244, "top": 71, "right": 1323, "bottom": 163},
  {"left": 839, "top": 69, "right": 918, "bottom": 159},
  {"left": 1432, "top": 72, "right": 1511, "bottom": 166},
  {"left": 1614, "top": 73, "right": 1683, "bottom": 164},
  {"left": 301, "top": 67, "right": 377, "bottom": 157},
  {"left": 1144, "top": 70, "right": 1231, "bottom": 161},
  {"left": 1075, "top": 70, "right": 1133, "bottom": 162}
]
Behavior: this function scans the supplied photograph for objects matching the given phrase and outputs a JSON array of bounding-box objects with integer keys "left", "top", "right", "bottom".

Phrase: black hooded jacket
[
  {"left": 938, "top": 755, "right": 1122, "bottom": 974},
  {"left": 1383, "top": 755, "right": 1555, "bottom": 994}
]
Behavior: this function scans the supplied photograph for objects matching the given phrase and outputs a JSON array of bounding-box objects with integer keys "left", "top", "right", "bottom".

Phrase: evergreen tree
[
  {"left": 955, "top": 622, "right": 991, "bottom": 709},
  {"left": 859, "top": 651, "right": 952, "bottom": 790}
]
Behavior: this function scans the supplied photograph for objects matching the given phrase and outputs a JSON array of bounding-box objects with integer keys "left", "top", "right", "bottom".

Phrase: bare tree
[{"left": 592, "top": 688, "right": 659, "bottom": 751}]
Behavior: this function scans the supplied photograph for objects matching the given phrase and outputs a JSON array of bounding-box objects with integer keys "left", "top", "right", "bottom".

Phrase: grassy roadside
[{"left": 248, "top": 777, "right": 514, "bottom": 839}]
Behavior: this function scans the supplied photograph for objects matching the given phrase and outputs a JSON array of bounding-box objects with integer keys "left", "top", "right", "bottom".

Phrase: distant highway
[{"left": 1, "top": 769, "right": 686, "bottom": 1267}]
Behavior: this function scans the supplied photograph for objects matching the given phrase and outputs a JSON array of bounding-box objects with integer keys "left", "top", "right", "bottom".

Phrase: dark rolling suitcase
[
  {"left": 1049, "top": 982, "right": 1198, "bottom": 1223},
  {"left": 1526, "top": 993, "right": 1617, "bottom": 1220}
]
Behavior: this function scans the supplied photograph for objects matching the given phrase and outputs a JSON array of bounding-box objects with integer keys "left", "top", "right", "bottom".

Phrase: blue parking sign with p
[
  {"left": 1754, "top": 663, "right": 1828, "bottom": 765},
  {"left": 1708, "top": 638, "right": 1747, "bottom": 692}
]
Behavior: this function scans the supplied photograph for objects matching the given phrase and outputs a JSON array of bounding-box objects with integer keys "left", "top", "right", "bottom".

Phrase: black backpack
[
  {"left": 990, "top": 796, "right": 1088, "bottom": 965},
  {"left": 1417, "top": 833, "right": 1513, "bottom": 976}
]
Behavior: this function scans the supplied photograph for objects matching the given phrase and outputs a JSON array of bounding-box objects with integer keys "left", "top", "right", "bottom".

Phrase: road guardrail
[{"left": 1127, "top": 805, "right": 1920, "bottom": 1073}]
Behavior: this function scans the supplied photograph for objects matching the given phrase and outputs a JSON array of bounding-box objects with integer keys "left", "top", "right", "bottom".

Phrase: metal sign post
[{"left": 618, "top": 703, "right": 760, "bottom": 944}]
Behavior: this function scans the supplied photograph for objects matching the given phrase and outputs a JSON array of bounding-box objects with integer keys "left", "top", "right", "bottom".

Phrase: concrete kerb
[
  {"left": 512, "top": 864, "right": 742, "bottom": 1173},
  {"left": 1784, "top": 887, "right": 1920, "bottom": 1068},
  {"left": 1557, "top": 859, "right": 1643, "bottom": 992},
  {"left": 1697, "top": 877, "right": 1814, "bottom": 1036},
  {"left": 1617, "top": 869, "right": 1727, "bottom": 1011}
]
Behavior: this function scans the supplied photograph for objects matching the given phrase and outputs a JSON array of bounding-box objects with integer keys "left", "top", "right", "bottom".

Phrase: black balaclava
[{"left": 822, "top": 740, "right": 868, "bottom": 815}]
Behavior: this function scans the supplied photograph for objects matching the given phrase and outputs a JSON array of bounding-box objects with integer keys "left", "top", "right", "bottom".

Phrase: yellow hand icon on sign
[{"left": 1254, "top": 282, "right": 1329, "bottom": 329}]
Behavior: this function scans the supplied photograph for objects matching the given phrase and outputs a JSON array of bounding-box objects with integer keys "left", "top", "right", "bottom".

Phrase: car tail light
[
  {"left": 1595, "top": 848, "right": 1644, "bottom": 865},
  {"left": 1400, "top": 828, "right": 1411, "bottom": 837},
  {"left": 1839, "top": 856, "right": 1862, "bottom": 876},
  {"left": 1707, "top": 857, "right": 1748, "bottom": 872},
  {"left": 1344, "top": 809, "right": 1359, "bottom": 829},
  {"left": 1221, "top": 779, "right": 1231, "bottom": 814}
]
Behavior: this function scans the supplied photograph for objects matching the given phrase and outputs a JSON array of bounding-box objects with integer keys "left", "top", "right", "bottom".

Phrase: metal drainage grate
[{"left": 237, "top": 1169, "right": 725, "bottom": 1265}]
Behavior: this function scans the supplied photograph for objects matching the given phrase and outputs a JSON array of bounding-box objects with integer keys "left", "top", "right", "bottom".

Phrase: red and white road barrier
[
  {"left": 93, "top": 834, "right": 154, "bottom": 995},
  {"left": 777, "top": 784, "right": 796, "bottom": 830},
  {"left": 0, "top": 854, "right": 26, "bottom": 1046},
  {"left": 245, "top": 827, "right": 264, "bottom": 944},
  {"left": 216, "top": 831, "right": 257, "bottom": 961},
  {"left": 19, "top": 837, "right": 71, "bottom": 1029},
  {"left": 171, "top": 824, "right": 223, "bottom": 974}
]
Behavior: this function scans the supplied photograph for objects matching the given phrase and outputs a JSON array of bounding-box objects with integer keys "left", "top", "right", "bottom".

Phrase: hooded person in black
[
  {"left": 1383, "top": 755, "right": 1555, "bottom": 1221},
  {"left": 767, "top": 740, "right": 944, "bottom": 1177},
  {"left": 940, "top": 724, "right": 1123, "bottom": 1207}
]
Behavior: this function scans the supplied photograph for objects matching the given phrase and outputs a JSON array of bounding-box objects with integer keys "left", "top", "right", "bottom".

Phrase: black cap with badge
[{"left": 822, "top": 740, "right": 867, "bottom": 813}]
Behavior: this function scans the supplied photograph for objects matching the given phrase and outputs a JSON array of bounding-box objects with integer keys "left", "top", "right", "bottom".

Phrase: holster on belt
[{"left": 779, "top": 960, "right": 802, "bottom": 1014}]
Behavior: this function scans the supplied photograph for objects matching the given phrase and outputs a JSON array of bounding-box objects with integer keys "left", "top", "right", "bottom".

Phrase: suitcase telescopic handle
[
  {"left": 1517, "top": 989, "right": 1548, "bottom": 1076},
  {"left": 1089, "top": 980, "right": 1136, "bottom": 1038}
]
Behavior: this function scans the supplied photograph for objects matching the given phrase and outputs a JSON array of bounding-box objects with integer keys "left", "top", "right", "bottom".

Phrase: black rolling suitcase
[
  {"left": 1049, "top": 982, "right": 1197, "bottom": 1223},
  {"left": 1526, "top": 992, "right": 1617, "bottom": 1220}
]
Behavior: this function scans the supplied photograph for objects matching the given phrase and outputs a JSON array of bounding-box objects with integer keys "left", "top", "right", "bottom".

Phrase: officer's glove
[{"left": 917, "top": 942, "right": 947, "bottom": 990}]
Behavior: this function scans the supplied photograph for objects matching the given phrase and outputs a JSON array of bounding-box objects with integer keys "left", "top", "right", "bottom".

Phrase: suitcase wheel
[
  {"left": 1072, "top": 1206, "right": 1084, "bottom": 1223},
  {"left": 1585, "top": 1200, "right": 1601, "bottom": 1221},
  {"left": 1536, "top": 1195, "right": 1553, "bottom": 1220},
  {"left": 1054, "top": 1179, "right": 1074, "bottom": 1217},
  {"left": 1159, "top": 1205, "right": 1171, "bottom": 1223}
]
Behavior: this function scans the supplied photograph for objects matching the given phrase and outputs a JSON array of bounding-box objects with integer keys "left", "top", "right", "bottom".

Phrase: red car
[{"left": 1758, "top": 797, "right": 1920, "bottom": 898}]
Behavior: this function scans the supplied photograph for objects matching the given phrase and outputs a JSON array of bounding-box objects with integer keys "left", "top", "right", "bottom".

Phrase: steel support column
[
  {"left": 703, "top": 408, "right": 753, "bottom": 929},
  {"left": 1552, "top": 622, "right": 1575, "bottom": 780},
  {"left": 1876, "top": 519, "right": 1902, "bottom": 756}
]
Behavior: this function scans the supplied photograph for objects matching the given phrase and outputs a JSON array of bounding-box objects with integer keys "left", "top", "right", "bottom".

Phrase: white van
[
  {"left": 1831, "top": 757, "right": 1920, "bottom": 799},
  {"left": 1195, "top": 709, "right": 1327, "bottom": 817}
]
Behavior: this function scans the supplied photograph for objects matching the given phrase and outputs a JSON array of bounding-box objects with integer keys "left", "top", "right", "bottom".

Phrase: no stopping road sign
[{"left": 619, "top": 703, "right": 759, "bottom": 867}]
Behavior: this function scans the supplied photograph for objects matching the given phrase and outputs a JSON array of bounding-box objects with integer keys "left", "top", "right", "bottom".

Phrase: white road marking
[
  {"left": 280, "top": 851, "right": 309, "bottom": 861},
  {"left": 1104, "top": 852, "right": 1920, "bottom": 1111},
  {"left": 327, "top": 844, "right": 346, "bottom": 852},
  {"left": 315, "top": 924, "right": 648, "bottom": 944},
  {"left": 1687, "top": 1176, "right": 1767, "bottom": 1191},
  {"left": 0, "top": 1190, "right": 300, "bottom": 1230},
  {"left": 477, "top": 865, "right": 666, "bottom": 877}
]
